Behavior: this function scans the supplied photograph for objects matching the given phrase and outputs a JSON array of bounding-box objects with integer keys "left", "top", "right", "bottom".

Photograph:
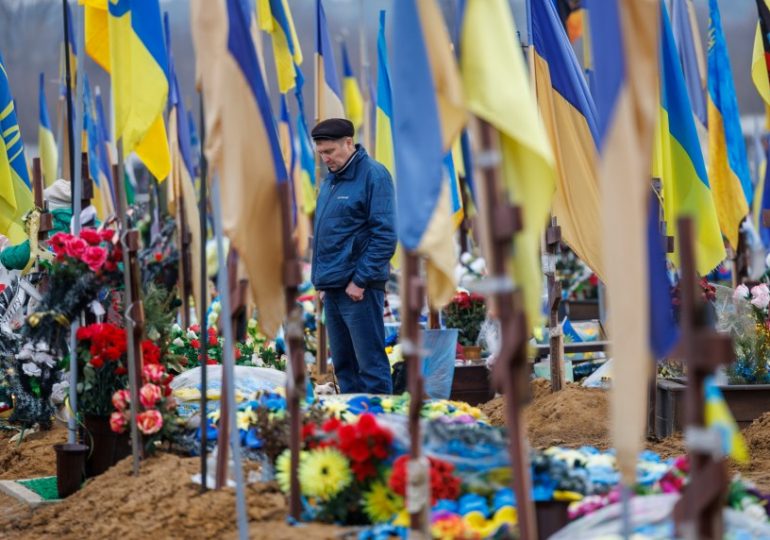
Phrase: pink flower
[
  {"left": 751, "top": 284, "right": 770, "bottom": 310},
  {"left": 112, "top": 389, "right": 131, "bottom": 411},
  {"left": 143, "top": 363, "right": 165, "bottom": 384},
  {"left": 65, "top": 237, "right": 88, "bottom": 259},
  {"left": 136, "top": 409, "right": 163, "bottom": 435},
  {"left": 139, "top": 383, "right": 163, "bottom": 408},
  {"left": 99, "top": 229, "right": 116, "bottom": 242},
  {"left": 733, "top": 284, "right": 750, "bottom": 301},
  {"left": 79, "top": 228, "right": 101, "bottom": 245},
  {"left": 48, "top": 232, "right": 71, "bottom": 255},
  {"left": 109, "top": 411, "right": 127, "bottom": 433},
  {"left": 82, "top": 246, "right": 108, "bottom": 272}
]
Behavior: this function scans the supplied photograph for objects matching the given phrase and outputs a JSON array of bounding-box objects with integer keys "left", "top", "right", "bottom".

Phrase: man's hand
[
  {"left": 319, "top": 291, "right": 325, "bottom": 302},
  {"left": 346, "top": 281, "right": 365, "bottom": 302}
]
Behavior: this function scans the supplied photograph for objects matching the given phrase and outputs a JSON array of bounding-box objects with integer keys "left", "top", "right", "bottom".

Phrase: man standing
[{"left": 311, "top": 118, "right": 396, "bottom": 394}]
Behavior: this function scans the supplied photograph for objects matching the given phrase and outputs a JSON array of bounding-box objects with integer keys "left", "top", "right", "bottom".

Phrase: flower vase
[
  {"left": 54, "top": 443, "right": 88, "bottom": 498},
  {"left": 83, "top": 415, "right": 121, "bottom": 478},
  {"left": 462, "top": 345, "right": 482, "bottom": 362}
]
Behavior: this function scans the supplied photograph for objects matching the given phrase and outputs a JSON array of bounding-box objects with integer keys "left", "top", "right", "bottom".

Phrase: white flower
[
  {"left": 51, "top": 381, "right": 69, "bottom": 404},
  {"left": 470, "top": 258, "right": 486, "bottom": 275},
  {"left": 33, "top": 351, "right": 55, "bottom": 368},
  {"left": 35, "top": 341, "right": 50, "bottom": 353},
  {"left": 207, "top": 312, "right": 218, "bottom": 327},
  {"left": 171, "top": 323, "right": 182, "bottom": 334},
  {"left": 750, "top": 284, "right": 770, "bottom": 310},
  {"left": 212, "top": 301, "right": 222, "bottom": 313},
  {"left": 21, "top": 362, "right": 41, "bottom": 377},
  {"left": 733, "top": 284, "right": 750, "bottom": 301},
  {"left": 172, "top": 337, "right": 184, "bottom": 347},
  {"left": 460, "top": 252, "right": 473, "bottom": 265},
  {"left": 187, "top": 330, "right": 198, "bottom": 340},
  {"left": 743, "top": 503, "right": 766, "bottom": 522},
  {"left": 17, "top": 342, "right": 33, "bottom": 360},
  {"left": 247, "top": 319, "right": 257, "bottom": 330},
  {"left": 251, "top": 354, "right": 265, "bottom": 367}
]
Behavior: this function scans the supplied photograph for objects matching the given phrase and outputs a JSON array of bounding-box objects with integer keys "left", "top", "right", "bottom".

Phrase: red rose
[
  {"left": 90, "top": 355, "right": 104, "bottom": 368},
  {"left": 115, "top": 366, "right": 128, "bottom": 376},
  {"left": 99, "top": 229, "right": 116, "bottom": 242},
  {"left": 65, "top": 237, "right": 88, "bottom": 259},
  {"left": 208, "top": 334, "right": 218, "bottom": 347},
  {"left": 82, "top": 246, "right": 108, "bottom": 272},
  {"left": 206, "top": 359, "right": 218, "bottom": 365},
  {"left": 234, "top": 347, "right": 242, "bottom": 360},
  {"left": 136, "top": 409, "right": 163, "bottom": 435},
  {"left": 191, "top": 339, "right": 200, "bottom": 349},
  {"left": 190, "top": 324, "right": 201, "bottom": 333},
  {"left": 110, "top": 411, "right": 128, "bottom": 433},
  {"left": 48, "top": 232, "right": 71, "bottom": 255},
  {"left": 104, "top": 260, "right": 117, "bottom": 272},
  {"left": 79, "top": 228, "right": 101, "bottom": 245},
  {"left": 141, "top": 340, "right": 161, "bottom": 364},
  {"left": 143, "top": 363, "right": 165, "bottom": 384}
]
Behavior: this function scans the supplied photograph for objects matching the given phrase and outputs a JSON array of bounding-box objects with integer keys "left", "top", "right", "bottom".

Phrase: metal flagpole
[
  {"left": 211, "top": 177, "right": 249, "bottom": 540},
  {"left": 198, "top": 98, "right": 209, "bottom": 492}
]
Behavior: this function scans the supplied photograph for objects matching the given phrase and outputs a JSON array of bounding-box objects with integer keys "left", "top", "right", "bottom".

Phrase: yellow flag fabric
[
  {"left": 460, "top": 0, "right": 556, "bottom": 329},
  {"left": 191, "top": 0, "right": 286, "bottom": 338},
  {"left": 108, "top": 0, "right": 170, "bottom": 181},
  {"left": 257, "top": 0, "right": 303, "bottom": 94},
  {"left": 81, "top": 0, "right": 110, "bottom": 72}
]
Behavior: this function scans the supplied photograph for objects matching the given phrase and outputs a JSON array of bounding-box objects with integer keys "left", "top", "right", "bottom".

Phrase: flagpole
[
  {"left": 211, "top": 177, "right": 249, "bottom": 540},
  {"left": 198, "top": 98, "right": 209, "bottom": 492}
]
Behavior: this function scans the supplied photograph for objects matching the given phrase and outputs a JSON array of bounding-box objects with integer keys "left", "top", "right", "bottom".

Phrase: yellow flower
[
  {"left": 275, "top": 449, "right": 308, "bottom": 493},
  {"left": 363, "top": 481, "right": 404, "bottom": 523},
  {"left": 380, "top": 398, "right": 395, "bottom": 412},
  {"left": 323, "top": 400, "right": 349, "bottom": 419},
  {"left": 207, "top": 410, "right": 220, "bottom": 423},
  {"left": 298, "top": 447, "right": 352, "bottom": 501}
]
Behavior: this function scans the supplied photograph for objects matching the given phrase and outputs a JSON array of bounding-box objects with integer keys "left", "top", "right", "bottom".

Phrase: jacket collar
[{"left": 330, "top": 145, "right": 367, "bottom": 181}]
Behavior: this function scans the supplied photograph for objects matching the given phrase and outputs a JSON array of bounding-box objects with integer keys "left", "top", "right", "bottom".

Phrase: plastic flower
[
  {"left": 112, "top": 389, "right": 130, "bottom": 411},
  {"left": 79, "top": 228, "right": 102, "bottom": 245},
  {"left": 751, "top": 284, "right": 770, "bottom": 310},
  {"left": 110, "top": 411, "right": 127, "bottom": 433},
  {"left": 323, "top": 400, "right": 349, "bottom": 419},
  {"left": 143, "top": 363, "right": 165, "bottom": 384},
  {"left": 139, "top": 383, "right": 163, "bottom": 408},
  {"left": 734, "top": 284, "right": 750, "bottom": 301},
  {"left": 82, "top": 246, "right": 108, "bottom": 271},
  {"left": 136, "top": 409, "right": 164, "bottom": 435},
  {"left": 363, "top": 481, "right": 404, "bottom": 523},
  {"left": 298, "top": 447, "right": 352, "bottom": 501},
  {"left": 276, "top": 449, "right": 308, "bottom": 493},
  {"left": 65, "top": 237, "right": 88, "bottom": 259}
]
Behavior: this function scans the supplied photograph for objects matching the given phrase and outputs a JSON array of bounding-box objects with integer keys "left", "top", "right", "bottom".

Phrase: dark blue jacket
[{"left": 311, "top": 145, "right": 397, "bottom": 291}]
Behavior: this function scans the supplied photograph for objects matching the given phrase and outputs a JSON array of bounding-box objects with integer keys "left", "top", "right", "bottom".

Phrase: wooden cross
[
  {"left": 545, "top": 216, "right": 563, "bottom": 392},
  {"left": 476, "top": 119, "right": 538, "bottom": 540},
  {"left": 673, "top": 217, "right": 733, "bottom": 540},
  {"left": 31, "top": 158, "right": 53, "bottom": 240}
]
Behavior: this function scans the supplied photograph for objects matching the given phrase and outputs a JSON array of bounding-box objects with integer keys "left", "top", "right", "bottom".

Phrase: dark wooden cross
[
  {"left": 545, "top": 216, "right": 563, "bottom": 392},
  {"left": 31, "top": 158, "right": 53, "bottom": 240},
  {"left": 177, "top": 191, "right": 193, "bottom": 329},
  {"left": 80, "top": 153, "right": 94, "bottom": 212},
  {"left": 476, "top": 119, "right": 538, "bottom": 540},
  {"left": 672, "top": 217, "right": 733, "bottom": 539}
]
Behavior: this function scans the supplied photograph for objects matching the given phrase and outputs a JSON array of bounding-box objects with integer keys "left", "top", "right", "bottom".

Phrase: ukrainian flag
[
  {"left": 81, "top": 0, "right": 110, "bottom": 72},
  {"left": 93, "top": 86, "right": 115, "bottom": 205},
  {"left": 671, "top": 0, "right": 707, "bottom": 128},
  {"left": 257, "top": 0, "right": 302, "bottom": 94},
  {"left": 654, "top": 4, "right": 725, "bottom": 275},
  {"left": 705, "top": 376, "right": 748, "bottom": 464},
  {"left": 83, "top": 75, "right": 114, "bottom": 220},
  {"left": 296, "top": 112, "right": 316, "bottom": 215},
  {"left": 59, "top": 1, "right": 78, "bottom": 90},
  {"left": 751, "top": 0, "right": 770, "bottom": 124},
  {"left": 460, "top": 0, "right": 555, "bottom": 329},
  {"left": 38, "top": 73, "right": 58, "bottom": 188},
  {"left": 0, "top": 52, "right": 33, "bottom": 244},
  {"left": 375, "top": 10, "right": 394, "bottom": 176},
  {"left": 341, "top": 42, "right": 364, "bottom": 132},
  {"left": 391, "top": 0, "right": 466, "bottom": 308},
  {"left": 589, "top": 0, "right": 676, "bottom": 487},
  {"left": 316, "top": 0, "right": 344, "bottom": 120},
  {"left": 192, "top": 0, "right": 287, "bottom": 338},
  {"left": 707, "top": 0, "right": 753, "bottom": 250},
  {"left": 445, "top": 142, "right": 464, "bottom": 229},
  {"left": 109, "top": 0, "right": 170, "bottom": 181},
  {"left": 531, "top": 0, "right": 604, "bottom": 282},
  {"left": 278, "top": 96, "right": 309, "bottom": 257}
]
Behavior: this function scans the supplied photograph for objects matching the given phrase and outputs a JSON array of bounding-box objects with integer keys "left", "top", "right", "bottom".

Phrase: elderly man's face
[{"left": 315, "top": 137, "right": 355, "bottom": 172}]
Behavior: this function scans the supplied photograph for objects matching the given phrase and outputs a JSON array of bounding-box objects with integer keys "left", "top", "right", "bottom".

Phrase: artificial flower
[
  {"left": 323, "top": 400, "right": 349, "bottom": 420},
  {"left": 143, "top": 363, "right": 165, "bottom": 384},
  {"left": 112, "top": 389, "right": 131, "bottom": 411},
  {"left": 110, "top": 411, "right": 127, "bottom": 433},
  {"left": 363, "top": 481, "right": 404, "bottom": 524},
  {"left": 172, "top": 337, "right": 184, "bottom": 347},
  {"left": 82, "top": 246, "right": 108, "bottom": 272},
  {"left": 298, "top": 447, "right": 352, "bottom": 501},
  {"left": 141, "top": 340, "right": 161, "bottom": 364},
  {"left": 136, "top": 409, "right": 164, "bottom": 435},
  {"left": 276, "top": 449, "right": 308, "bottom": 493},
  {"left": 751, "top": 284, "right": 770, "bottom": 310},
  {"left": 90, "top": 355, "right": 104, "bottom": 368},
  {"left": 734, "top": 284, "right": 750, "bottom": 301},
  {"left": 48, "top": 232, "right": 69, "bottom": 255},
  {"left": 21, "top": 362, "right": 41, "bottom": 377},
  {"left": 99, "top": 228, "right": 115, "bottom": 242},
  {"left": 79, "top": 228, "right": 102, "bottom": 245},
  {"left": 139, "top": 383, "right": 163, "bottom": 408},
  {"left": 65, "top": 237, "right": 88, "bottom": 259}
]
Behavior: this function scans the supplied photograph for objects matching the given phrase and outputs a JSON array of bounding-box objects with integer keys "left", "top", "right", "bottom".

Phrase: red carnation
[
  {"left": 79, "top": 228, "right": 102, "bottom": 245},
  {"left": 90, "top": 355, "right": 104, "bottom": 368}
]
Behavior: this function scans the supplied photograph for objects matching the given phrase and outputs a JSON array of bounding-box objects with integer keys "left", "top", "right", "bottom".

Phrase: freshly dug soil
[
  {"left": 4, "top": 452, "right": 342, "bottom": 540},
  {"left": 737, "top": 412, "right": 770, "bottom": 491},
  {"left": 0, "top": 424, "right": 66, "bottom": 480},
  {"left": 480, "top": 378, "right": 552, "bottom": 428}
]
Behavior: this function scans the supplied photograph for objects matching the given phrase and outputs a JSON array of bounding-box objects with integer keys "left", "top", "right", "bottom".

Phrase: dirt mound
[
  {"left": 5, "top": 452, "right": 341, "bottom": 540},
  {"left": 480, "top": 378, "right": 553, "bottom": 428},
  {"left": 524, "top": 384, "right": 610, "bottom": 449},
  {"left": 0, "top": 424, "right": 66, "bottom": 480},
  {"left": 744, "top": 412, "right": 770, "bottom": 454}
]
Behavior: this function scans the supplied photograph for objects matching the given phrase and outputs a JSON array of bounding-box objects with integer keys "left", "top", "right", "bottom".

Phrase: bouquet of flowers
[
  {"left": 110, "top": 346, "right": 178, "bottom": 453},
  {"left": 442, "top": 291, "right": 487, "bottom": 347},
  {"left": 9, "top": 228, "right": 122, "bottom": 428},
  {"left": 76, "top": 322, "right": 129, "bottom": 417},
  {"left": 728, "top": 284, "right": 770, "bottom": 383}
]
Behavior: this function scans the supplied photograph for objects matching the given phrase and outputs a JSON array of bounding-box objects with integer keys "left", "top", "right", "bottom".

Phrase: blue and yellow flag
[
  {"left": 654, "top": 4, "right": 725, "bottom": 275},
  {"left": 316, "top": 0, "right": 344, "bottom": 120},
  {"left": 38, "top": 73, "right": 58, "bottom": 188},
  {"left": 93, "top": 86, "right": 115, "bottom": 202},
  {"left": 705, "top": 376, "right": 749, "bottom": 463},
  {"left": 445, "top": 143, "right": 464, "bottom": 229},
  {"left": 751, "top": 0, "right": 770, "bottom": 129},
  {"left": 83, "top": 74, "right": 114, "bottom": 220},
  {"left": 671, "top": 0, "right": 707, "bottom": 129},
  {"left": 532, "top": 0, "right": 603, "bottom": 282},
  {"left": 59, "top": 1, "right": 78, "bottom": 90},
  {"left": 192, "top": 0, "right": 287, "bottom": 337},
  {"left": 707, "top": 0, "right": 753, "bottom": 249},
  {"left": 391, "top": 0, "right": 465, "bottom": 308},
  {"left": 81, "top": 0, "right": 110, "bottom": 72},
  {"left": 375, "top": 11, "right": 394, "bottom": 176},
  {"left": 0, "top": 52, "right": 33, "bottom": 244},
  {"left": 109, "top": 0, "right": 170, "bottom": 181},
  {"left": 296, "top": 112, "right": 316, "bottom": 216},
  {"left": 589, "top": 0, "right": 674, "bottom": 485},
  {"left": 341, "top": 42, "right": 364, "bottom": 132},
  {"left": 257, "top": 0, "right": 302, "bottom": 94},
  {"left": 460, "top": 0, "right": 555, "bottom": 329}
]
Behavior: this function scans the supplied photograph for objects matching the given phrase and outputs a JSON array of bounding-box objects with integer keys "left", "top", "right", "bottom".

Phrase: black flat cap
[{"left": 311, "top": 118, "right": 355, "bottom": 140}]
